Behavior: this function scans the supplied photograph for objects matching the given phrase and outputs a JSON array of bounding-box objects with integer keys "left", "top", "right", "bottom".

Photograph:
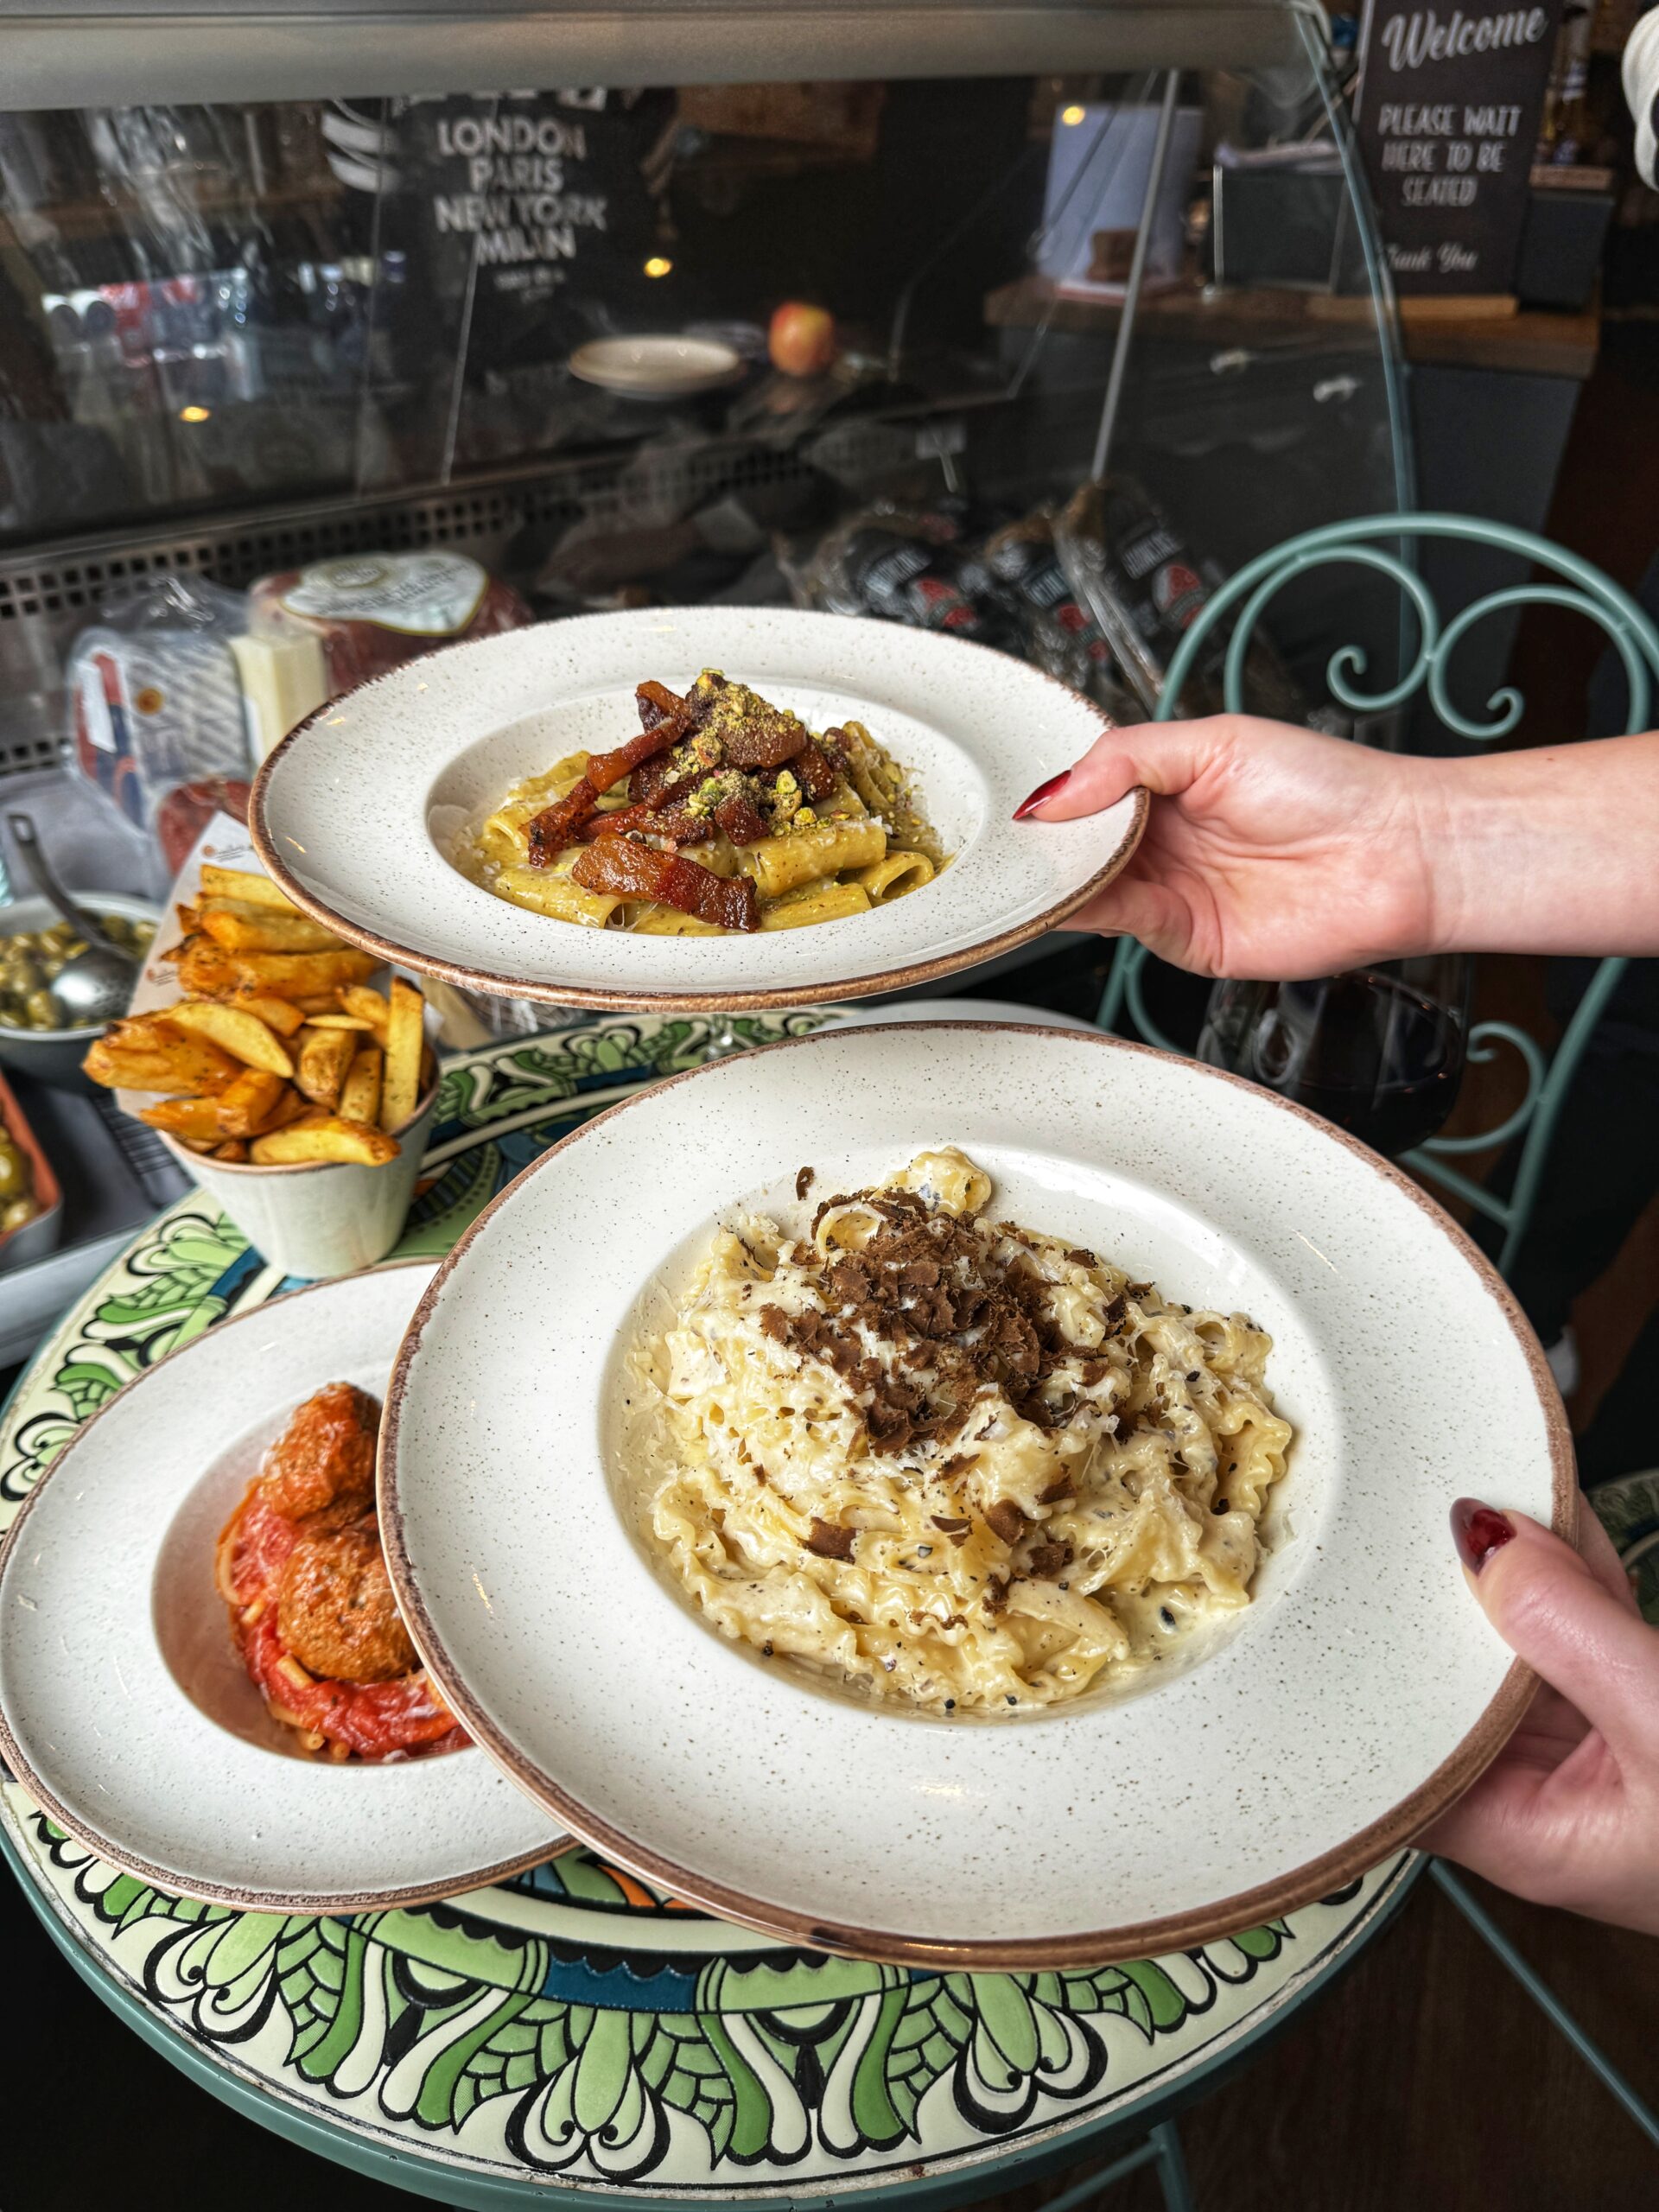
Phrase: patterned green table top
[{"left": 0, "top": 1013, "right": 1417, "bottom": 2209}]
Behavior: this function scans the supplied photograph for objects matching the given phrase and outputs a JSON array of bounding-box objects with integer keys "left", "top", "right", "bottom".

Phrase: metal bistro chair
[{"left": 1097, "top": 511, "right": 1659, "bottom": 2156}]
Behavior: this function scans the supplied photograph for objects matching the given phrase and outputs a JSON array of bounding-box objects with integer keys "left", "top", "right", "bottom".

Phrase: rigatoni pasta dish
[
  {"left": 456, "top": 669, "right": 944, "bottom": 934},
  {"left": 635, "top": 1148, "right": 1293, "bottom": 1713}
]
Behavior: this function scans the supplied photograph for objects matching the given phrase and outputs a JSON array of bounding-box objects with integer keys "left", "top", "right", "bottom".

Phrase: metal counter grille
[{"left": 0, "top": 416, "right": 919, "bottom": 778}]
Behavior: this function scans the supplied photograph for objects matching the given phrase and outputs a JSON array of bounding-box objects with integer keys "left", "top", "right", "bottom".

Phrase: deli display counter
[{"left": 0, "top": 0, "right": 1411, "bottom": 1358}]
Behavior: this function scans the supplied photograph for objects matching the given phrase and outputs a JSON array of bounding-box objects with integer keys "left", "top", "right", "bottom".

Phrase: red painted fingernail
[
  {"left": 1452, "top": 1498, "right": 1515, "bottom": 1574},
  {"left": 1014, "top": 770, "right": 1071, "bottom": 821}
]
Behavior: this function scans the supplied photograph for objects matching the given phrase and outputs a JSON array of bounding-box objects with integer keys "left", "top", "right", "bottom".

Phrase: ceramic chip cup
[{"left": 156, "top": 1076, "right": 441, "bottom": 1281}]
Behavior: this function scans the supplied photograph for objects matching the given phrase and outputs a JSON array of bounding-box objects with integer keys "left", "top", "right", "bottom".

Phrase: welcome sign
[{"left": 1353, "top": 1, "right": 1561, "bottom": 295}]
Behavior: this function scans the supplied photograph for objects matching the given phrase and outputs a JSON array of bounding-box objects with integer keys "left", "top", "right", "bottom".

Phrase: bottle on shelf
[{"left": 1539, "top": 1, "right": 1596, "bottom": 165}]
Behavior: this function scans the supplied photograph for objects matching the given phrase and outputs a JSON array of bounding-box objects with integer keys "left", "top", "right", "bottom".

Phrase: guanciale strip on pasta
[
  {"left": 791, "top": 741, "right": 842, "bottom": 803},
  {"left": 713, "top": 789, "right": 770, "bottom": 847},
  {"left": 525, "top": 683, "right": 692, "bottom": 861},
  {"left": 572, "top": 834, "right": 760, "bottom": 931},
  {"left": 585, "top": 699, "right": 692, "bottom": 793},
  {"left": 463, "top": 669, "right": 945, "bottom": 937},
  {"left": 524, "top": 774, "right": 598, "bottom": 864},
  {"left": 579, "top": 773, "right": 702, "bottom": 842}
]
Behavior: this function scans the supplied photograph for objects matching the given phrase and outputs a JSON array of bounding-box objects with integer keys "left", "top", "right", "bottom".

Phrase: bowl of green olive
[{"left": 0, "top": 893, "right": 160, "bottom": 1088}]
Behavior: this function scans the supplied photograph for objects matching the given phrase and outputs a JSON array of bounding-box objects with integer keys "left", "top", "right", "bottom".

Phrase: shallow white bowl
[
  {"left": 251, "top": 608, "right": 1147, "bottom": 1012},
  {"left": 0, "top": 1262, "right": 565, "bottom": 1910},
  {"left": 378, "top": 1024, "right": 1572, "bottom": 1967},
  {"left": 568, "top": 334, "right": 746, "bottom": 397}
]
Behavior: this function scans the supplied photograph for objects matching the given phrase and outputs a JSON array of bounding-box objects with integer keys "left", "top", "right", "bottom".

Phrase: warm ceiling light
[
  {"left": 178, "top": 404, "right": 211, "bottom": 423},
  {"left": 1060, "top": 104, "right": 1087, "bottom": 125},
  {"left": 643, "top": 255, "right": 673, "bottom": 278}
]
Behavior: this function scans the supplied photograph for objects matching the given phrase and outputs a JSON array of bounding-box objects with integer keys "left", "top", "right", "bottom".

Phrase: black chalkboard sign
[{"left": 1352, "top": 1, "right": 1561, "bottom": 294}]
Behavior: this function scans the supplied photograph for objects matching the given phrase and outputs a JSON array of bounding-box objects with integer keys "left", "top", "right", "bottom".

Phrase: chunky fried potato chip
[
  {"left": 175, "top": 937, "right": 246, "bottom": 1000},
  {"left": 250, "top": 1116, "right": 400, "bottom": 1166},
  {"left": 262, "top": 1085, "right": 313, "bottom": 1134},
  {"left": 339, "top": 985, "right": 390, "bottom": 1040},
  {"left": 198, "top": 896, "right": 281, "bottom": 919},
  {"left": 84, "top": 1020, "right": 241, "bottom": 1096},
  {"left": 138, "top": 1094, "right": 225, "bottom": 1141},
  {"left": 213, "top": 1066, "right": 289, "bottom": 1137},
  {"left": 380, "top": 978, "right": 424, "bottom": 1134},
  {"left": 228, "top": 949, "right": 378, "bottom": 996},
  {"left": 337, "top": 1044, "right": 383, "bottom": 1127},
  {"left": 168, "top": 1001, "right": 295, "bottom": 1077},
  {"left": 230, "top": 990, "right": 306, "bottom": 1037},
  {"left": 95, "top": 890, "right": 426, "bottom": 1179},
  {"left": 200, "top": 905, "right": 350, "bottom": 956},
  {"left": 199, "top": 863, "right": 299, "bottom": 912},
  {"left": 295, "top": 1025, "right": 356, "bottom": 1108}
]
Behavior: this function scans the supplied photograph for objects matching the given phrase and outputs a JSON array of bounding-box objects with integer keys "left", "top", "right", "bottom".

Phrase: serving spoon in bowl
[{"left": 7, "top": 812, "right": 141, "bottom": 1027}]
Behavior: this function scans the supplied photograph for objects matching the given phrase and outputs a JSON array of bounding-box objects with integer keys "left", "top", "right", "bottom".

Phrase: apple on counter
[{"left": 767, "top": 302, "right": 838, "bottom": 378}]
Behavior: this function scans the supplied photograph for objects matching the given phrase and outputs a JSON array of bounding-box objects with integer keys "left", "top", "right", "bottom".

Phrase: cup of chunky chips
[{"left": 83, "top": 862, "right": 440, "bottom": 1279}]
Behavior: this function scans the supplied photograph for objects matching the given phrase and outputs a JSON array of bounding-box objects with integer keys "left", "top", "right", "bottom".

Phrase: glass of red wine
[{"left": 1196, "top": 955, "right": 1473, "bottom": 1158}]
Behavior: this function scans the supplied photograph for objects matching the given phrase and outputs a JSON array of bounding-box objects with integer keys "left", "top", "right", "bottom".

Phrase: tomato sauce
[{"left": 222, "top": 1490, "right": 465, "bottom": 1762}]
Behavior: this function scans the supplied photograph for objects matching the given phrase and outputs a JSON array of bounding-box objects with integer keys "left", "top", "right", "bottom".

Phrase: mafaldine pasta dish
[
  {"left": 217, "top": 1383, "right": 464, "bottom": 1760},
  {"left": 457, "top": 670, "right": 944, "bottom": 934},
  {"left": 636, "top": 1149, "right": 1293, "bottom": 1713}
]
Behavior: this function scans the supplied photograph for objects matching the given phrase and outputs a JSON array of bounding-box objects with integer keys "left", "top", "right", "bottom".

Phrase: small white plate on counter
[
  {"left": 0, "top": 1262, "right": 566, "bottom": 1911},
  {"left": 569, "top": 334, "right": 746, "bottom": 397},
  {"left": 251, "top": 607, "right": 1147, "bottom": 1013},
  {"left": 378, "top": 1023, "right": 1572, "bottom": 1968}
]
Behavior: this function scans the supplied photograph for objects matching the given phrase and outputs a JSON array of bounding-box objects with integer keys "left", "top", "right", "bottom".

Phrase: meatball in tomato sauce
[
  {"left": 257, "top": 1380, "right": 378, "bottom": 1522},
  {"left": 276, "top": 1516, "right": 416, "bottom": 1682}
]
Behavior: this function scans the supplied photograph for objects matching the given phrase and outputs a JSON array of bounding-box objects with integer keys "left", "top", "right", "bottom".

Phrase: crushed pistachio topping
[{"left": 688, "top": 769, "right": 748, "bottom": 820}]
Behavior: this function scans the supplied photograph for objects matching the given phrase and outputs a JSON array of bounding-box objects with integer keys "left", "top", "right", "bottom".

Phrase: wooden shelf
[
  {"left": 0, "top": 181, "right": 342, "bottom": 252},
  {"left": 1394, "top": 288, "right": 1601, "bottom": 378},
  {"left": 983, "top": 275, "right": 1601, "bottom": 381},
  {"left": 985, "top": 273, "right": 1376, "bottom": 353}
]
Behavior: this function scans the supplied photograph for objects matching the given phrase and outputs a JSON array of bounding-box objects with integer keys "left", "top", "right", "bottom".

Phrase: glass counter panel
[{"left": 0, "top": 48, "right": 1409, "bottom": 771}]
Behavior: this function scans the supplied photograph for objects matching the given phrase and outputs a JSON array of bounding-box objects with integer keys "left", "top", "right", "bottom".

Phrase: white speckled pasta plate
[
  {"left": 251, "top": 607, "right": 1147, "bottom": 1009},
  {"left": 0, "top": 1263, "right": 565, "bottom": 1912},
  {"left": 379, "top": 1024, "right": 1573, "bottom": 1968}
]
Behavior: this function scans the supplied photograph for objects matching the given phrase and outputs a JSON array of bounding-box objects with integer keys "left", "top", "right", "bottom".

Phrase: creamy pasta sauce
[{"left": 632, "top": 1149, "right": 1294, "bottom": 1713}]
